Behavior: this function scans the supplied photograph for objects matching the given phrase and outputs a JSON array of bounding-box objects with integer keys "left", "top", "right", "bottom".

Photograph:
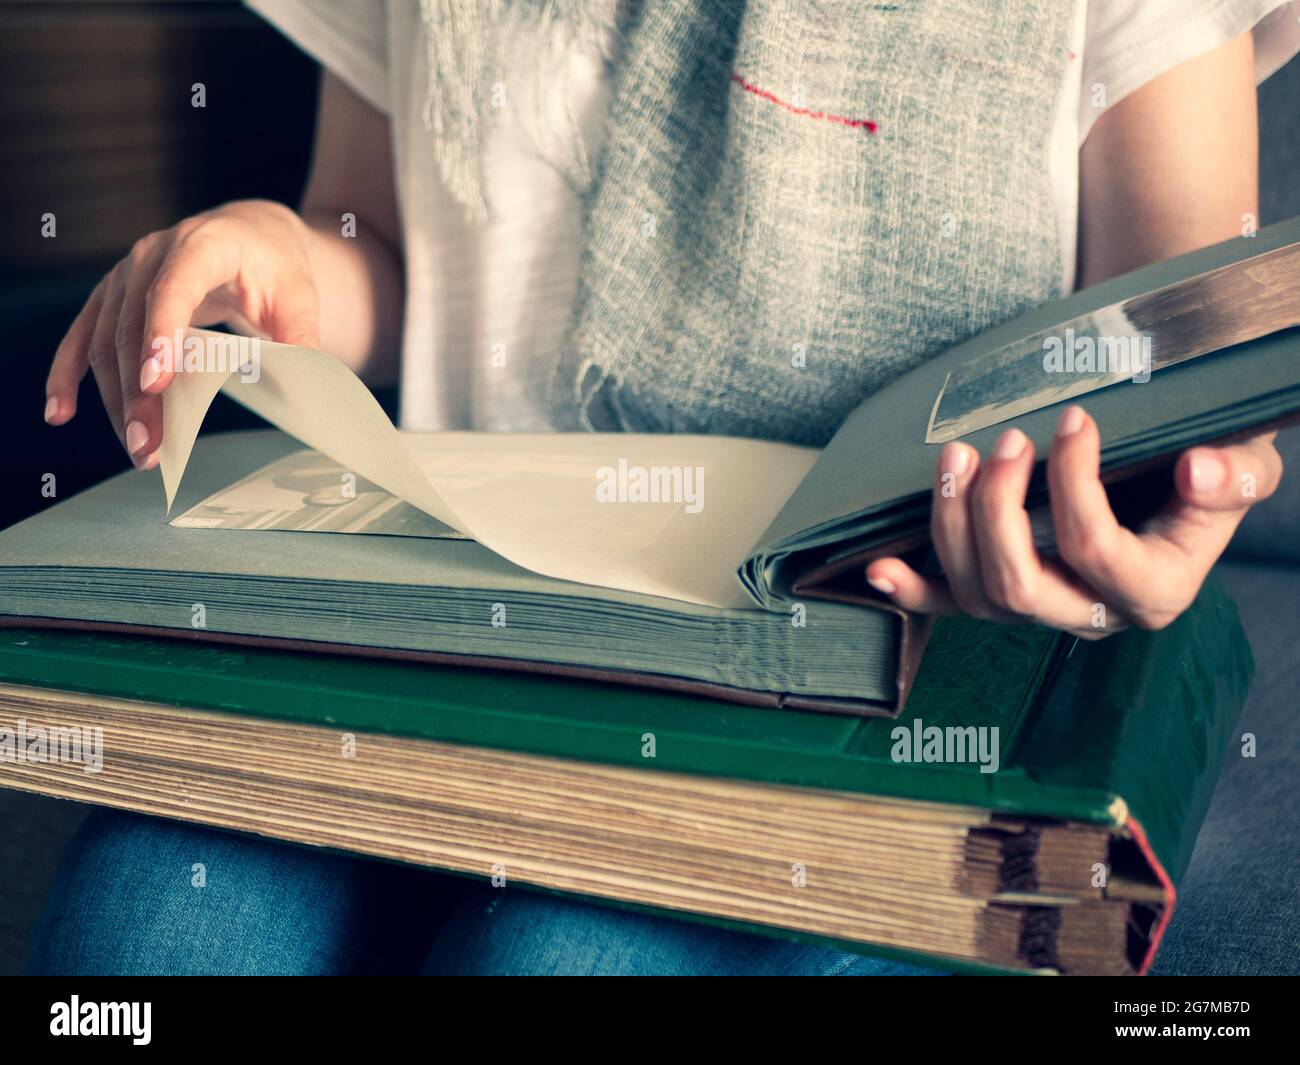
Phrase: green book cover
[{"left": 0, "top": 575, "right": 1252, "bottom": 973}]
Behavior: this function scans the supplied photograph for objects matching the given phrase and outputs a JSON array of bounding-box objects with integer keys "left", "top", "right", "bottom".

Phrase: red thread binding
[
  {"left": 1127, "top": 814, "right": 1177, "bottom": 976},
  {"left": 729, "top": 73, "right": 878, "bottom": 134}
]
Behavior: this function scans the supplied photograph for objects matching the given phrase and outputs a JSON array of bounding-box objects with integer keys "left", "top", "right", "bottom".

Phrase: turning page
[{"left": 158, "top": 329, "right": 817, "bottom": 609}]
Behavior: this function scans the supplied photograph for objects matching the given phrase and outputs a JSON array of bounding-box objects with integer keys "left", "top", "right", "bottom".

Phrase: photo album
[
  {"left": 2, "top": 219, "right": 1298, "bottom": 715},
  {"left": 2, "top": 219, "right": 1296, "bottom": 977}
]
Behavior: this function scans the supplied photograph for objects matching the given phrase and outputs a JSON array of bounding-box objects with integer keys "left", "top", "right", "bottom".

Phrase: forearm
[
  {"left": 1077, "top": 30, "right": 1257, "bottom": 288},
  {"left": 298, "top": 207, "right": 403, "bottom": 385},
  {"left": 296, "top": 70, "right": 405, "bottom": 385}
]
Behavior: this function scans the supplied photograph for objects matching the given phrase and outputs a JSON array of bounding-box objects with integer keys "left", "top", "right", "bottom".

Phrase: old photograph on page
[{"left": 170, "top": 449, "right": 465, "bottom": 540}]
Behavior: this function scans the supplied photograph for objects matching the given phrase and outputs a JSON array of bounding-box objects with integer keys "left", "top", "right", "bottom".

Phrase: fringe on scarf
[{"left": 418, "top": 0, "right": 624, "bottom": 221}]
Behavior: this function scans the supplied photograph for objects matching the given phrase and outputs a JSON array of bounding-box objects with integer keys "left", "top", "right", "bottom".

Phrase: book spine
[{"left": 1016, "top": 570, "right": 1254, "bottom": 883}]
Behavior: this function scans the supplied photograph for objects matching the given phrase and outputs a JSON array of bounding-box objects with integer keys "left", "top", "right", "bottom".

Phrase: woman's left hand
[{"left": 865, "top": 405, "right": 1283, "bottom": 639}]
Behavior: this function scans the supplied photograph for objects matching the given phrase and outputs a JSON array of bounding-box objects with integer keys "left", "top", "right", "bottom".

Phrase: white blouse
[{"left": 246, "top": 0, "right": 1300, "bottom": 432}]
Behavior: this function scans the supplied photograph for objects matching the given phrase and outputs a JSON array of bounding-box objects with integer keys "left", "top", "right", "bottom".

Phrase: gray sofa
[
  {"left": 1151, "top": 425, "right": 1300, "bottom": 974},
  {"left": 1152, "top": 55, "right": 1300, "bottom": 975}
]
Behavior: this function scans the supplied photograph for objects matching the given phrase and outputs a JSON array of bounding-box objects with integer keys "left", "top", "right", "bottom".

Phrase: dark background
[
  {"left": 0, "top": 0, "right": 319, "bottom": 533},
  {"left": 0, "top": 1, "right": 1298, "bottom": 975}
]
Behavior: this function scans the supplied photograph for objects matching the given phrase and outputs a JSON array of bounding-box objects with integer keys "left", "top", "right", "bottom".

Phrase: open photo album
[{"left": 2, "top": 218, "right": 1298, "bottom": 714}]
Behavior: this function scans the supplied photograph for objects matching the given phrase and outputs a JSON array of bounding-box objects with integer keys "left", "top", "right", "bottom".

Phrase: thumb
[
  {"left": 1174, "top": 436, "right": 1283, "bottom": 514},
  {"left": 267, "top": 288, "right": 321, "bottom": 349}
]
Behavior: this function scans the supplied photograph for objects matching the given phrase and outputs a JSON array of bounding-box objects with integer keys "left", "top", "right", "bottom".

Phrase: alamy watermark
[
  {"left": 1043, "top": 329, "right": 1152, "bottom": 383},
  {"left": 149, "top": 330, "right": 261, "bottom": 383},
  {"left": 890, "top": 719, "right": 999, "bottom": 774},
  {"left": 0, "top": 719, "right": 103, "bottom": 773},
  {"left": 50, "top": 997, "right": 150, "bottom": 1045},
  {"left": 595, "top": 459, "right": 705, "bottom": 514}
]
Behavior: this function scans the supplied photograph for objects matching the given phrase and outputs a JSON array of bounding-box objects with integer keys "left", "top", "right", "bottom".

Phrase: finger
[
  {"left": 929, "top": 441, "right": 1002, "bottom": 618},
  {"left": 1174, "top": 435, "right": 1283, "bottom": 513},
  {"left": 1048, "top": 406, "right": 1144, "bottom": 591},
  {"left": 865, "top": 558, "right": 958, "bottom": 615},
  {"left": 116, "top": 238, "right": 169, "bottom": 464},
  {"left": 1027, "top": 555, "right": 1132, "bottom": 639},
  {"left": 87, "top": 263, "right": 130, "bottom": 447},
  {"left": 266, "top": 283, "right": 321, "bottom": 348},
  {"left": 969, "top": 428, "right": 1038, "bottom": 616},
  {"left": 1049, "top": 405, "right": 1192, "bottom": 628},
  {"left": 971, "top": 425, "right": 1110, "bottom": 629},
  {"left": 45, "top": 279, "right": 106, "bottom": 425},
  {"left": 871, "top": 544, "right": 1115, "bottom": 635},
  {"left": 140, "top": 224, "right": 241, "bottom": 394}
]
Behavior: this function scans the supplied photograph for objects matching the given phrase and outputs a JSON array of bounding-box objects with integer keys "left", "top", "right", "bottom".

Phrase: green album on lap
[{"left": 0, "top": 576, "right": 1252, "bottom": 976}]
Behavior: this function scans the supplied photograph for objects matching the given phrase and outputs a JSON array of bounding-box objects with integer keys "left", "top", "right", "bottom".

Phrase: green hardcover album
[{"left": 0, "top": 576, "right": 1252, "bottom": 975}]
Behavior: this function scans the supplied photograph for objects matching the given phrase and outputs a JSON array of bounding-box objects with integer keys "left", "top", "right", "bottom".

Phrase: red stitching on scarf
[{"left": 729, "top": 73, "right": 878, "bottom": 134}]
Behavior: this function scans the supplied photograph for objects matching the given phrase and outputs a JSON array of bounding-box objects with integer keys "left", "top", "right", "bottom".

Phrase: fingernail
[
  {"left": 868, "top": 576, "right": 897, "bottom": 596},
  {"left": 1189, "top": 452, "right": 1226, "bottom": 495},
  {"left": 126, "top": 420, "right": 150, "bottom": 456},
  {"left": 993, "top": 428, "right": 1028, "bottom": 461},
  {"left": 44, "top": 396, "right": 59, "bottom": 423},
  {"left": 139, "top": 451, "right": 159, "bottom": 471},
  {"left": 1057, "top": 405, "right": 1085, "bottom": 437},
  {"left": 139, "top": 356, "right": 162, "bottom": 392},
  {"left": 941, "top": 442, "right": 971, "bottom": 478}
]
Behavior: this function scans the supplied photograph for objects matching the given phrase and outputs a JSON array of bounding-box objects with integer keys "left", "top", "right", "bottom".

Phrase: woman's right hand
[{"left": 44, "top": 199, "right": 322, "bottom": 469}]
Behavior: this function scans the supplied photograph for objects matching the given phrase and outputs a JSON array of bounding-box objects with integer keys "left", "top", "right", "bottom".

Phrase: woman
[{"left": 30, "top": 0, "right": 1300, "bottom": 974}]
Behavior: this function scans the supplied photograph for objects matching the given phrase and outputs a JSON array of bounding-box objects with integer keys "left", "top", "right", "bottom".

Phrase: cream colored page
[{"left": 160, "top": 330, "right": 817, "bottom": 608}]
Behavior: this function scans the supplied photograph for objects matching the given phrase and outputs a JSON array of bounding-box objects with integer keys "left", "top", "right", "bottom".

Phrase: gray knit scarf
[
  {"left": 421, "top": 1, "right": 1074, "bottom": 446},
  {"left": 417, "top": 0, "right": 622, "bottom": 219}
]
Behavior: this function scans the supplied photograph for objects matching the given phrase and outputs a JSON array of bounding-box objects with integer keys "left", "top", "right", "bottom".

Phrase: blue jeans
[
  {"left": 27, "top": 751, "right": 1298, "bottom": 976},
  {"left": 25, "top": 809, "right": 941, "bottom": 976}
]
